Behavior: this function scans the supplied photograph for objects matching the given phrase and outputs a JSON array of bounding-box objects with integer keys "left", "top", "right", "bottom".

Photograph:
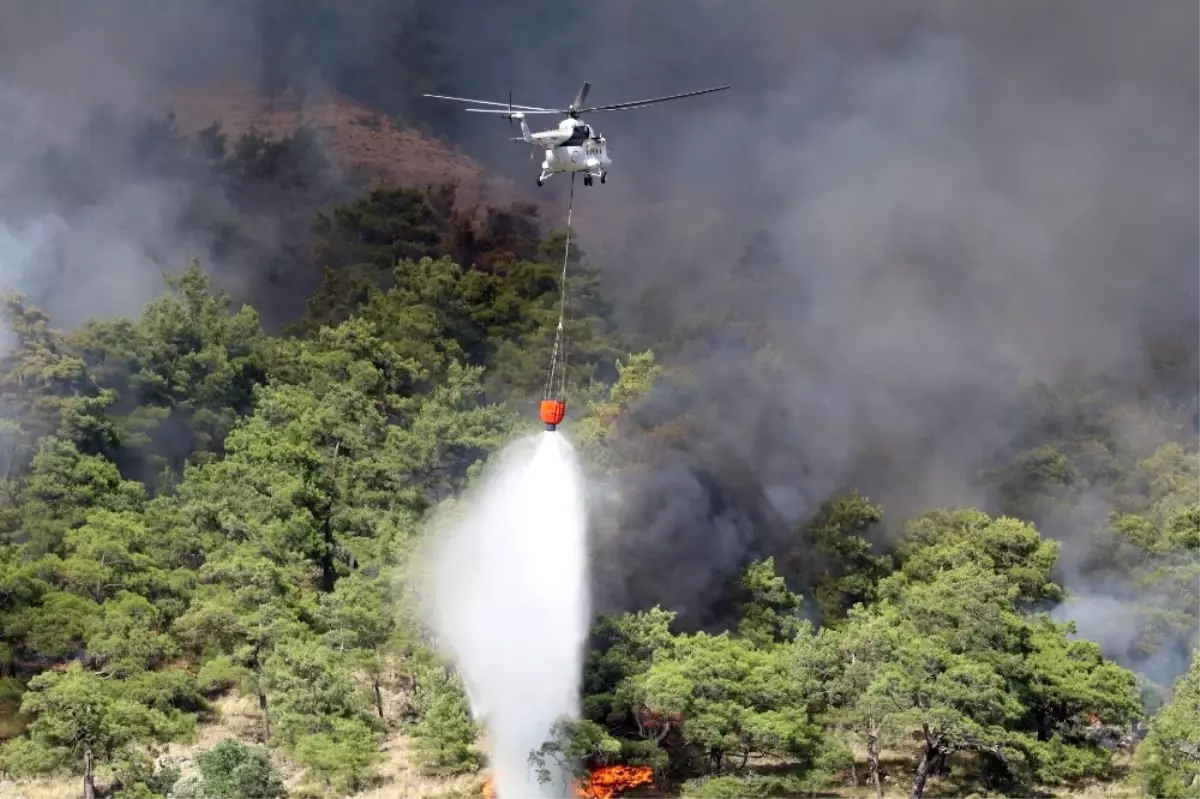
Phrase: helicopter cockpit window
[{"left": 563, "top": 125, "right": 592, "bottom": 147}]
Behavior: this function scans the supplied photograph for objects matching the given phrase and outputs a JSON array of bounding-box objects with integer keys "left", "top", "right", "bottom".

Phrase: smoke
[
  {"left": 426, "top": 2, "right": 1199, "bottom": 639},
  {"left": 0, "top": 0, "right": 347, "bottom": 330},
  {"left": 420, "top": 433, "right": 591, "bottom": 798}
]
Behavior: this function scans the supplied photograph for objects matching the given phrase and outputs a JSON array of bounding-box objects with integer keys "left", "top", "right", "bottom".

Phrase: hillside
[
  {"left": 166, "top": 78, "right": 521, "bottom": 209},
  {"left": 0, "top": 245, "right": 1193, "bottom": 799}
]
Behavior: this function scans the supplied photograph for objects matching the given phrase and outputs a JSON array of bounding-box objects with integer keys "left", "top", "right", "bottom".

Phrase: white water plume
[{"left": 422, "top": 432, "right": 591, "bottom": 798}]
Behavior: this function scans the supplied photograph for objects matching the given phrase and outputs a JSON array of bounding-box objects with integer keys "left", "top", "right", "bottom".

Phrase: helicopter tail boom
[
  {"left": 495, "top": 114, "right": 534, "bottom": 151},
  {"left": 514, "top": 114, "right": 533, "bottom": 143}
]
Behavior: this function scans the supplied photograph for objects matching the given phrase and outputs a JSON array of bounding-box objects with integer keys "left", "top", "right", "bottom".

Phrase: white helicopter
[{"left": 423, "top": 81, "right": 730, "bottom": 187}]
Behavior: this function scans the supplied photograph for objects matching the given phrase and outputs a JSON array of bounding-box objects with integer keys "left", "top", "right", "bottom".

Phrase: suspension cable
[{"left": 544, "top": 173, "right": 575, "bottom": 401}]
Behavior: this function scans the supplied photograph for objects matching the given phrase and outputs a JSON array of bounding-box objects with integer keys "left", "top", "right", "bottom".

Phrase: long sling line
[{"left": 544, "top": 172, "right": 575, "bottom": 401}]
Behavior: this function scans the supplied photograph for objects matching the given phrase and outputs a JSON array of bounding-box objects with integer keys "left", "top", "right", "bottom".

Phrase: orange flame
[
  {"left": 481, "top": 765, "right": 653, "bottom": 799},
  {"left": 580, "top": 765, "right": 655, "bottom": 799}
]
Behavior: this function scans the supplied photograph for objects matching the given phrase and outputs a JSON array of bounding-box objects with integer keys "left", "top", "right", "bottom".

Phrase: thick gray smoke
[
  {"left": 0, "top": 0, "right": 350, "bottom": 329},
  {"left": 436, "top": 2, "right": 1199, "bottom": 641}
]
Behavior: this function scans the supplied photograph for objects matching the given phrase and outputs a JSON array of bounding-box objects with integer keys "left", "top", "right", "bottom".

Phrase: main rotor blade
[
  {"left": 464, "top": 108, "right": 565, "bottom": 115},
  {"left": 571, "top": 81, "right": 591, "bottom": 110},
  {"left": 577, "top": 85, "right": 730, "bottom": 114},
  {"left": 422, "top": 93, "right": 559, "bottom": 112}
]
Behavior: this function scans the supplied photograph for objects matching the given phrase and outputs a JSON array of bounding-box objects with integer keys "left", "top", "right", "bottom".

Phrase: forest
[{"left": 0, "top": 106, "right": 1194, "bottom": 799}]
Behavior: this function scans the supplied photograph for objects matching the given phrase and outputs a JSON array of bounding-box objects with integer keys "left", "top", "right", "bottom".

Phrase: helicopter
[{"left": 422, "top": 81, "right": 730, "bottom": 187}]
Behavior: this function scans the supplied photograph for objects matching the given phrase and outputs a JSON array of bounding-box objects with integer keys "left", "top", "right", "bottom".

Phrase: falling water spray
[{"left": 422, "top": 432, "right": 591, "bottom": 798}]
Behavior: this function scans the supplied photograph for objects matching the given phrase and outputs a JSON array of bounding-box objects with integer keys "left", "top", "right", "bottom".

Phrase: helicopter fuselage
[{"left": 522, "top": 118, "right": 611, "bottom": 186}]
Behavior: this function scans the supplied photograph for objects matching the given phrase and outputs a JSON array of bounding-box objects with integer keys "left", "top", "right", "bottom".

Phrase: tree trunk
[
  {"left": 911, "top": 725, "right": 941, "bottom": 799},
  {"left": 1034, "top": 706, "right": 1050, "bottom": 742},
  {"left": 317, "top": 441, "right": 342, "bottom": 593},
  {"left": 374, "top": 676, "right": 385, "bottom": 720},
  {"left": 931, "top": 750, "right": 947, "bottom": 779},
  {"left": 867, "top": 722, "right": 884, "bottom": 799},
  {"left": 252, "top": 647, "right": 271, "bottom": 742},
  {"left": 258, "top": 688, "right": 271, "bottom": 741},
  {"left": 911, "top": 751, "right": 932, "bottom": 799},
  {"left": 82, "top": 745, "right": 95, "bottom": 799},
  {"left": 320, "top": 506, "right": 336, "bottom": 592}
]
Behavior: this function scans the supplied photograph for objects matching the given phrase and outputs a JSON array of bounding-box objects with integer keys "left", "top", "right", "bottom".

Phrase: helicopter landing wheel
[
  {"left": 536, "top": 178, "right": 543, "bottom": 187},
  {"left": 600, "top": 172, "right": 607, "bottom": 184},
  {"left": 584, "top": 175, "right": 592, "bottom": 187}
]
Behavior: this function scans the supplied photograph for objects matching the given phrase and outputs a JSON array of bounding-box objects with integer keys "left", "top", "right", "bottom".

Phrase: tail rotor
[{"left": 502, "top": 89, "right": 533, "bottom": 156}]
